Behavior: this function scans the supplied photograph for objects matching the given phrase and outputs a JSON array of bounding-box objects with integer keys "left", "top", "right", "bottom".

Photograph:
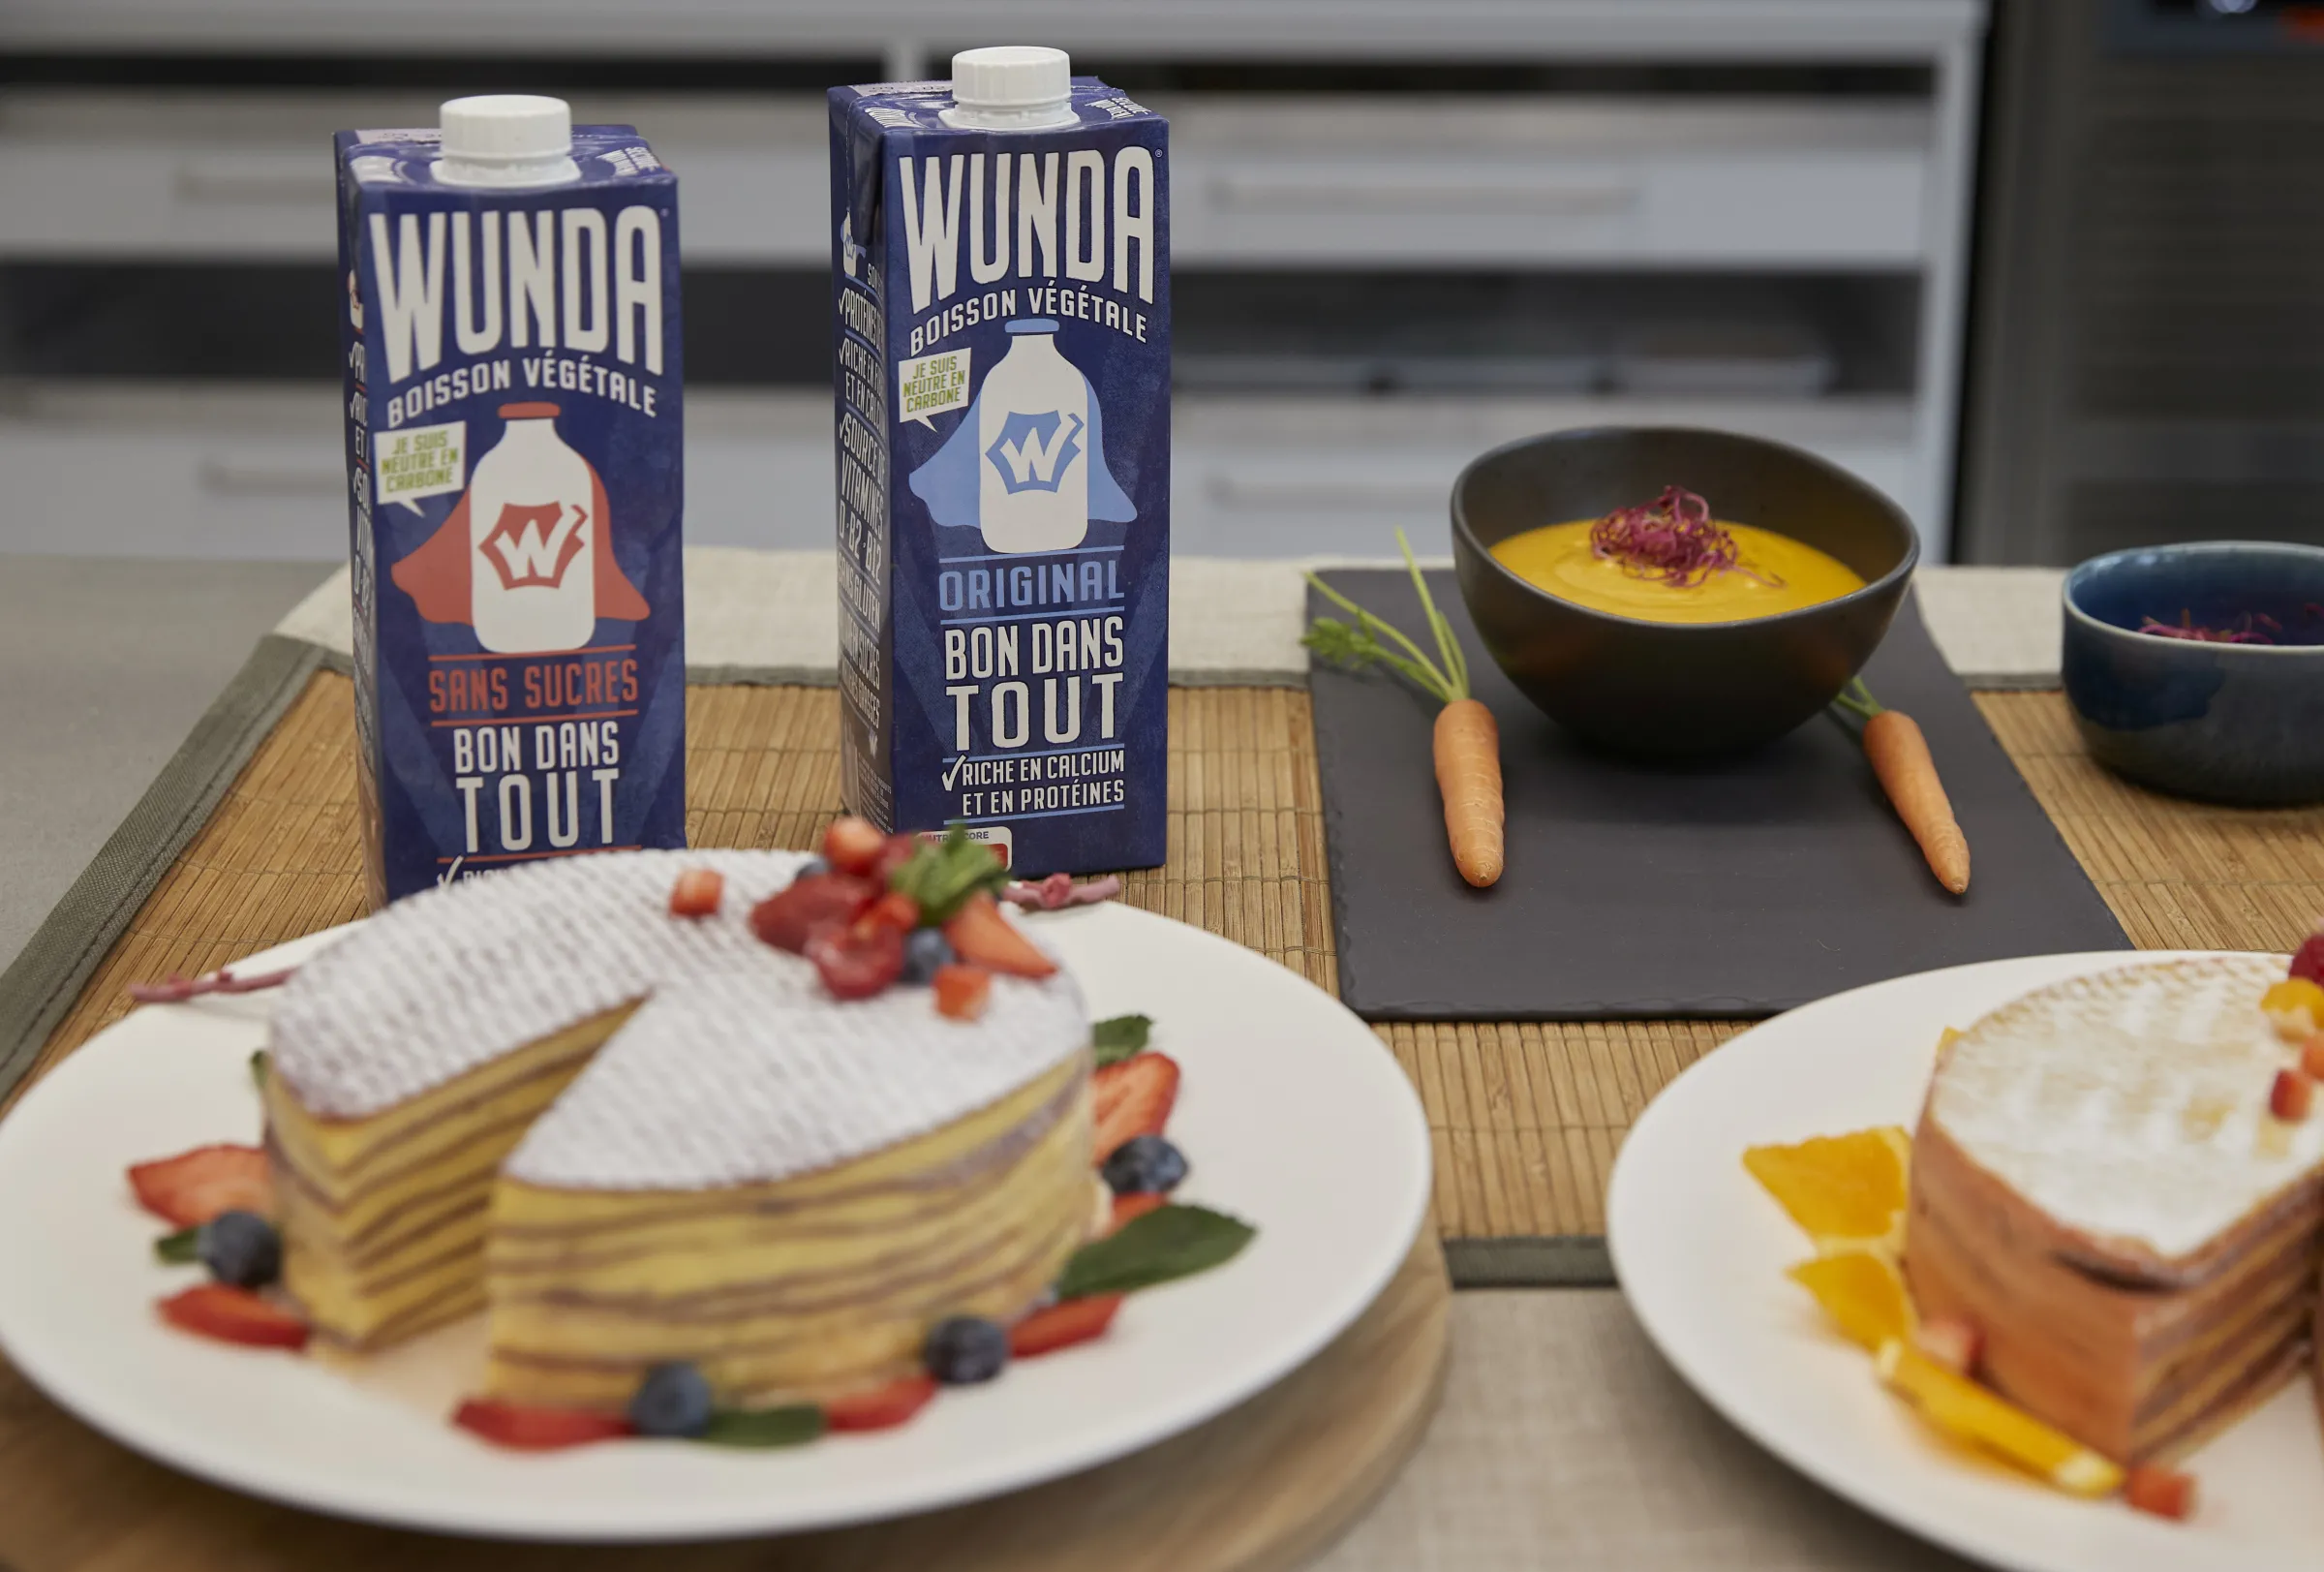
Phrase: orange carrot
[
  {"left": 1840, "top": 680, "right": 1969, "bottom": 895},
  {"left": 1304, "top": 531, "right": 1505, "bottom": 888},
  {"left": 1435, "top": 698, "right": 1503, "bottom": 887}
]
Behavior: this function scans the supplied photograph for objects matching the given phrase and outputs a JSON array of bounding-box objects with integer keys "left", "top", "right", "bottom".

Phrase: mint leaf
[
  {"left": 1090, "top": 1014, "right": 1152, "bottom": 1065},
  {"left": 154, "top": 1225, "right": 202, "bottom": 1265},
  {"left": 889, "top": 825, "right": 1009, "bottom": 924},
  {"left": 1055, "top": 1204, "right": 1256, "bottom": 1300},
  {"left": 698, "top": 1403, "right": 827, "bottom": 1449},
  {"left": 250, "top": 1049, "right": 268, "bottom": 1090}
]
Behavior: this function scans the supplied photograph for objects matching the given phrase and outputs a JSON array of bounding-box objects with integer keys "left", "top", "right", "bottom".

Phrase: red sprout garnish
[
  {"left": 1002, "top": 873, "right": 1122, "bottom": 910},
  {"left": 1588, "top": 486, "right": 1779, "bottom": 590},
  {"left": 128, "top": 966, "right": 297, "bottom": 1003},
  {"left": 2136, "top": 610, "right": 2279, "bottom": 645}
]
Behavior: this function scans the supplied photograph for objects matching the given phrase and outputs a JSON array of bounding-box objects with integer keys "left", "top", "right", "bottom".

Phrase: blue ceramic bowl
[{"left": 2063, "top": 541, "right": 2324, "bottom": 806}]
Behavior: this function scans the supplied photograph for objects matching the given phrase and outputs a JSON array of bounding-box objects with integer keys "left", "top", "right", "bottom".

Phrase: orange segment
[
  {"left": 1787, "top": 1248, "right": 1914, "bottom": 1351},
  {"left": 2262, "top": 978, "right": 2324, "bottom": 1041},
  {"left": 1742, "top": 1126, "right": 1911, "bottom": 1249},
  {"left": 1876, "top": 1339, "right": 2125, "bottom": 1498}
]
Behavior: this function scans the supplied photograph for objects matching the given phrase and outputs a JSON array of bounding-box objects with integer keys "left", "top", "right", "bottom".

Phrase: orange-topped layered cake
[
  {"left": 260, "top": 847, "right": 1093, "bottom": 1409},
  {"left": 1906, "top": 956, "right": 2324, "bottom": 1464}
]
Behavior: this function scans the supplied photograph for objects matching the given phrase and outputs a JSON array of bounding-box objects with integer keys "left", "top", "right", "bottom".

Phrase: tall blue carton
[
  {"left": 830, "top": 48, "right": 1169, "bottom": 877},
  {"left": 335, "top": 97, "right": 686, "bottom": 907}
]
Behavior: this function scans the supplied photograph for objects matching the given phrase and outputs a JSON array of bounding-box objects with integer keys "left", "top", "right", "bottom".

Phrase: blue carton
[
  {"left": 829, "top": 65, "right": 1169, "bottom": 877},
  {"left": 334, "top": 106, "right": 686, "bottom": 906}
]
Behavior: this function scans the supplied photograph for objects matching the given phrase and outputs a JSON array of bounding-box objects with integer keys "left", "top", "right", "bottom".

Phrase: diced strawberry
[
  {"left": 824, "top": 1373, "right": 939, "bottom": 1433},
  {"left": 668, "top": 867, "right": 724, "bottom": 918},
  {"left": 872, "top": 833, "right": 924, "bottom": 881},
  {"left": 2304, "top": 1034, "right": 2324, "bottom": 1082},
  {"left": 2125, "top": 1463, "right": 2196, "bottom": 1522},
  {"left": 453, "top": 1398, "right": 631, "bottom": 1451},
  {"left": 808, "top": 920, "right": 906, "bottom": 1000},
  {"left": 2270, "top": 1067, "right": 2313, "bottom": 1123},
  {"left": 1009, "top": 1294, "right": 1124, "bottom": 1358},
  {"left": 933, "top": 963, "right": 992, "bottom": 1021},
  {"left": 1107, "top": 1192, "right": 1168, "bottom": 1235},
  {"left": 749, "top": 873, "right": 880, "bottom": 954},
  {"left": 941, "top": 892, "right": 1056, "bottom": 979},
  {"left": 857, "top": 889, "right": 922, "bottom": 936},
  {"left": 823, "top": 817, "right": 889, "bottom": 877},
  {"left": 158, "top": 1284, "right": 308, "bottom": 1350},
  {"left": 128, "top": 1144, "right": 272, "bottom": 1228},
  {"left": 1911, "top": 1314, "right": 1982, "bottom": 1376},
  {"left": 2291, "top": 933, "right": 2324, "bottom": 986},
  {"left": 1090, "top": 1053, "right": 1179, "bottom": 1161}
]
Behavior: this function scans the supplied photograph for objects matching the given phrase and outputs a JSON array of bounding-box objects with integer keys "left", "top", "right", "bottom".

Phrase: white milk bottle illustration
[
  {"left": 977, "top": 319, "right": 1089, "bottom": 554},
  {"left": 468, "top": 401, "right": 597, "bottom": 653}
]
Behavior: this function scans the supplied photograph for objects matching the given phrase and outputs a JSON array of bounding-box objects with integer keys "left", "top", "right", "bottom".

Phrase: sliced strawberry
[
  {"left": 942, "top": 892, "right": 1056, "bottom": 978},
  {"left": 2125, "top": 1463, "right": 2196, "bottom": 1522},
  {"left": 933, "top": 963, "right": 992, "bottom": 1021},
  {"left": 823, "top": 817, "right": 889, "bottom": 877},
  {"left": 1009, "top": 1295, "right": 1124, "bottom": 1358},
  {"left": 453, "top": 1398, "right": 631, "bottom": 1450},
  {"left": 857, "top": 889, "right": 922, "bottom": 936},
  {"left": 749, "top": 873, "right": 880, "bottom": 954},
  {"left": 129, "top": 1143, "right": 272, "bottom": 1227},
  {"left": 2270, "top": 1066, "right": 2313, "bottom": 1123},
  {"left": 158, "top": 1284, "right": 308, "bottom": 1350},
  {"left": 1107, "top": 1192, "right": 1168, "bottom": 1235},
  {"left": 1090, "top": 1053, "right": 1179, "bottom": 1161},
  {"left": 872, "top": 833, "right": 925, "bottom": 881},
  {"left": 2292, "top": 933, "right": 2324, "bottom": 986},
  {"left": 808, "top": 920, "right": 906, "bottom": 1000},
  {"left": 668, "top": 867, "right": 724, "bottom": 918},
  {"left": 824, "top": 1373, "right": 939, "bottom": 1433},
  {"left": 2304, "top": 1034, "right": 2324, "bottom": 1082}
]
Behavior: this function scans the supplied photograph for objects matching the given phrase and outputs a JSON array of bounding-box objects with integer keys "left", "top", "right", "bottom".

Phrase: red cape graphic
[{"left": 389, "top": 464, "right": 649, "bottom": 627}]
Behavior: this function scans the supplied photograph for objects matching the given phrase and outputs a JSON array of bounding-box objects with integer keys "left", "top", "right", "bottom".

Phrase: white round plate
[
  {"left": 0, "top": 902, "right": 1430, "bottom": 1542},
  {"left": 1608, "top": 950, "right": 2324, "bottom": 1572}
]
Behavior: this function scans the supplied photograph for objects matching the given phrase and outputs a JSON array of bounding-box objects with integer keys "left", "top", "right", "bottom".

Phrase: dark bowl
[
  {"left": 2063, "top": 541, "right": 2324, "bottom": 806},
  {"left": 1450, "top": 426, "right": 1918, "bottom": 759}
]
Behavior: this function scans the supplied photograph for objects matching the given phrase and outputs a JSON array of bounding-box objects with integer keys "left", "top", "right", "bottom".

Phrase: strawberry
[
  {"left": 2292, "top": 933, "right": 2324, "bottom": 986},
  {"left": 824, "top": 1373, "right": 938, "bottom": 1433},
  {"left": 668, "top": 867, "right": 724, "bottom": 918},
  {"left": 1108, "top": 1192, "right": 1168, "bottom": 1235},
  {"left": 933, "top": 963, "right": 992, "bottom": 1021},
  {"left": 941, "top": 892, "right": 1056, "bottom": 978},
  {"left": 158, "top": 1284, "right": 308, "bottom": 1350},
  {"left": 453, "top": 1398, "right": 631, "bottom": 1450},
  {"left": 822, "top": 817, "right": 889, "bottom": 877},
  {"left": 2270, "top": 1067, "right": 2313, "bottom": 1123},
  {"left": 1009, "top": 1295, "right": 1124, "bottom": 1358},
  {"left": 2125, "top": 1463, "right": 2196, "bottom": 1521},
  {"left": 128, "top": 1144, "right": 272, "bottom": 1228},
  {"left": 1090, "top": 1053, "right": 1179, "bottom": 1161},
  {"left": 808, "top": 920, "right": 906, "bottom": 1000},
  {"left": 749, "top": 873, "right": 879, "bottom": 954},
  {"left": 872, "top": 833, "right": 925, "bottom": 881},
  {"left": 857, "top": 890, "right": 922, "bottom": 937},
  {"left": 2304, "top": 1034, "right": 2324, "bottom": 1083}
]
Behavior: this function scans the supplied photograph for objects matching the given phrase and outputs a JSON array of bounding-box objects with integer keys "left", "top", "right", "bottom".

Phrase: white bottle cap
[
  {"left": 942, "top": 46, "right": 1077, "bottom": 131},
  {"left": 437, "top": 95, "right": 582, "bottom": 187}
]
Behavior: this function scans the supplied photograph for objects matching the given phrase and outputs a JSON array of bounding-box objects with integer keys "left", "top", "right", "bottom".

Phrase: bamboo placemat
[{"left": 10, "top": 674, "right": 2324, "bottom": 1286}]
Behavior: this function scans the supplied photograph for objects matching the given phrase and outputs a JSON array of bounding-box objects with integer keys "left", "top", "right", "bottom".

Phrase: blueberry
[
  {"left": 197, "top": 1210, "right": 281, "bottom": 1288},
  {"left": 791, "top": 856, "right": 831, "bottom": 883},
  {"left": 902, "top": 927, "right": 957, "bottom": 984},
  {"left": 922, "top": 1315, "right": 1009, "bottom": 1384},
  {"left": 1101, "top": 1134, "right": 1188, "bottom": 1196},
  {"left": 628, "top": 1362, "right": 715, "bottom": 1437}
]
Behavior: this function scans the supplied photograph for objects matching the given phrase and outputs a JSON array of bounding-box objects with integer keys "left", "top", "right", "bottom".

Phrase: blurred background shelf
[{"left": 0, "top": 0, "right": 1987, "bottom": 561}]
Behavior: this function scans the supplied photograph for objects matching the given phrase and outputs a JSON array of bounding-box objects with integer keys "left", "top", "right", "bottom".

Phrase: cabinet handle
[
  {"left": 199, "top": 459, "right": 347, "bottom": 499},
  {"left": 1209, "top": 170, "right": 1636, "bottom": 216},
  {"left": 174, "top": 160, "right": 335, "bottom": 203}
]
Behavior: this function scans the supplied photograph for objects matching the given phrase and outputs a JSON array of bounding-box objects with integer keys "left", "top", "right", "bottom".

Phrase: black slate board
[{"left": 1308, "top": 572, "right": 2128, "bottom": 1020}]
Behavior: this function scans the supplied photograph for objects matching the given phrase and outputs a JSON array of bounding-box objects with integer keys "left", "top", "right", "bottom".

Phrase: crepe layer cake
[
  {"left": 260, "top": 849, "right": 1093, "bottom": 1409},
  {"left": 1908, "top": 955, "right": 2324, "bottom": 1464}
]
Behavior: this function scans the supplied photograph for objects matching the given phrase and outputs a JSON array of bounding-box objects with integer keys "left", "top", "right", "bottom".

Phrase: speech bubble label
[
  {"left": 897, "top": 348, "right": 972, "bottom": 430},
  {"left": 375, "top": 419, "right": 467, "bottom": 514}
]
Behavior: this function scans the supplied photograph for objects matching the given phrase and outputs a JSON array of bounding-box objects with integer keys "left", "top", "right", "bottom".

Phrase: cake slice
[{"left": 1907, "top": 955, "right": 2324, "bottom": 1464}]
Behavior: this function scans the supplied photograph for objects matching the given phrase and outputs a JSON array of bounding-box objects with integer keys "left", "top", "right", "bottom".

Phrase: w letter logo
[
  {"left": 480, "top": 502, "right": 587, "bottom": 590},
  {"left": 985, "top": 411, "right": 1084, "bottom": 494}
]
